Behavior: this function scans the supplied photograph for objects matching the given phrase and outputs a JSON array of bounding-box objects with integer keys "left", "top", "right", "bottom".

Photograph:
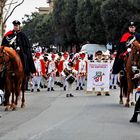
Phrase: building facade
[{"left": 38, "top": 0, "right": 53, "bottom": 14}]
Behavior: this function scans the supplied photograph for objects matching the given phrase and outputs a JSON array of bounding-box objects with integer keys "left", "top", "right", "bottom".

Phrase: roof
[{"left": 81, "top": 44, "right": 107, "bottom": 55}]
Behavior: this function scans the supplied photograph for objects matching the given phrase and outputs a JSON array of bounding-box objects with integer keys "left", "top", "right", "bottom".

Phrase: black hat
[
  {"left": 58, "top": 52, "right": 62, "bottom": 56},
  {"left": 12, "top": 20, "right": 21, "bottom": 25},
  {"left": 96, "top": 50, "right": 102, "bottom": 55},
  {"left": 128, "top": 21, "right": 136, "bottom": 27}
]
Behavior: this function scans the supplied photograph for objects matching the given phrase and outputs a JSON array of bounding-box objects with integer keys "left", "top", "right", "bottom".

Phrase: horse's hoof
[
  {"left": 119, "top": 100, "right": 123, "bottom": 104},
  {"left": 131, "top": 102, "right": 135, "bottom": 106},
  {"left": 125, "top": 103, "right": 130, "bottom": 107},
  {"left": 5, "top": 107, "right": 9, "bottom": 111},
  {"left": 12, "top": 108, "right": 16, "bottom": 111},
  {"left": 21, "top": 104, "right": 25, "bottom": 108}
]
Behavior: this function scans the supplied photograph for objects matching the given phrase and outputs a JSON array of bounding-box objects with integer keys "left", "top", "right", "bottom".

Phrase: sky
[{"left": 6, "top": 0, "right": 48, "bottom": 31}]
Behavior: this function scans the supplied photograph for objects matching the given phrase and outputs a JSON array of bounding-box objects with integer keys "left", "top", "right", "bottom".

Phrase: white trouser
[
  {"left": 79, "top": 76, "right": 85, "bottom": 87},
  {"left": 77, "top": 75, "right": 86, "bottom": 87},
  {"left": 61, "top": 75, "right": 67, "bottom": 87},
  {"left": 95, "top": 86, "right": 109, "bottom": 92},
  {"left": 66, "top": 81, "right": 72, "bottom": 93},
  {"left": 32, "top": 76, "right": 41, "bottom": 89},
  {"left": 40, "top": 76, "right": 48, "bottom": 86},
  {"left": 76, "top": 75, "right": 80, "bottom": 87},
  {"left": 110, "top": 74, "right": 118, "bottom": 86},
  {"left": 48, "top": 76, "right": 55, "bottom": 88}
]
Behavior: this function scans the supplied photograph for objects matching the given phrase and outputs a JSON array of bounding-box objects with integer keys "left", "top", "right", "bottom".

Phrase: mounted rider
[
  {"left": 112, "top": 21, "right": 140, "bottom": 74},
  {"left": 1, "top": 20, "right": 36, "bottom": 76}
]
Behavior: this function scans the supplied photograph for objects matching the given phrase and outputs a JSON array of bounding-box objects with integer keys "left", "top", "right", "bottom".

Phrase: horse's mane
[{"left": 3, "top": 47, "right": 23, "bottom": 71}]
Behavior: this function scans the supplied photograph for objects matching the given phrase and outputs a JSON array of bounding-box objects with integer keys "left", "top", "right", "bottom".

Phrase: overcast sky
[{"left": 6, "top": 0, "right": 48, "bottom": 31}]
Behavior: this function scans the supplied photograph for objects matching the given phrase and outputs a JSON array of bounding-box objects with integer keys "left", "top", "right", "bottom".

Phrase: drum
[
  {"left": 64, "top": 68, "right": 72, "bottom": 76},
  {"left": 66, "top": 74, "right": 75, "bottom": 84}
]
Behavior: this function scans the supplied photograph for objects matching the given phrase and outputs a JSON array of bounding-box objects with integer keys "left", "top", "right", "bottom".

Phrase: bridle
[{"left": 130, "top": 45, "right": 140, "bottom": 73}]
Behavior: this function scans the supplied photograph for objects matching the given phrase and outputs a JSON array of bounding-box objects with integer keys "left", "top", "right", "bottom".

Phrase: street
[{"left": 0, "top": 85, "right": 140, "bottom": 140}]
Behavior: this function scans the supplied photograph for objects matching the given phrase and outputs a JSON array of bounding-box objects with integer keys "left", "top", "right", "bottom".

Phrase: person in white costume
[
  {"left": 31, "top": 52, "right": 42, "bottom": 92},
  {"left": 58, "top": 52, "right": 70, "bottom": 91},
  {"left": 61, "top": 61, "right": 77, "bottom": 97},
  {"left": 47, "top": 53, "right": 57, "bottom": 91},
  {"left": 75, "top": 52, "right": 87, "bottom": 90}
]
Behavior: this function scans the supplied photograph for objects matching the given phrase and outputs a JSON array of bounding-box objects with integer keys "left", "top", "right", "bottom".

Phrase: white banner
[{"left": 87, "top": 62, "right": 110, "bottom": 91}]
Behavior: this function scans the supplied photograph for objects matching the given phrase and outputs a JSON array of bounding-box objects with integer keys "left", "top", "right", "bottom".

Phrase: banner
[{"left": 87, "top": 62, "right": 110, "bottom": 91}]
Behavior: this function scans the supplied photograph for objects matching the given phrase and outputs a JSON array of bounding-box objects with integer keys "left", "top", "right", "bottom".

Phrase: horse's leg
[
  {"left": 125, "top": 79, "right": 133, "bottom": 107},
  {"left": 130, "top": 92, "right": 135, "bottom": 106},
  {"left": 10, "top": 90, "right": 15, "bottom": 109},
  {"left": 119, "top": 82, "right": 123, "bottom": 104},
  {"left": 5, "top": 91, "right": 11, "bottom": 111},
  {"left": 21, "top": 77, "right": 26, "bottom": 108},
  {"left": 21, "top": 89, "right": 25, "bottom": 108},
  {"left": 13, "top": 85, "right": 21, "bottom": 110}
]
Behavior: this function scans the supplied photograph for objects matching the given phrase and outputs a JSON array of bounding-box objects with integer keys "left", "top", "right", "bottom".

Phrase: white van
[
  {"left": 81, "top": 43, "right": 107, "bottom": 60},
  {"left": 81, "top": 43, "right": 107, "bottom": 55}
]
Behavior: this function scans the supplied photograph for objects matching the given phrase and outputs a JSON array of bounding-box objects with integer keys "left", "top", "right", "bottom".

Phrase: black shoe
[
  {"left": 44, "top": 85, "right": 47, "bottom": 88},
  {"left": 70, "top": 93, "right": 74, "bottom": 97},
  {"left": 31, "top": 89, "right": 34, "bottom": 92},
  {"left": 37, "top": 89, "right": 40, "bottom": 92},
  {"left": 114, "top": 86, "right": 116, "bottom": 89},
  {"left": 130, "top": 118, "right": 137, "bottom": 123},
  {"left": 47, "top": 88, "right": 50, "bottom": 91},
  {"left": 64, "top": 86, "right": 66, "bottom": 91},
  {"left": 66, "top": 94, "right": 69, "bottom": 97},
  {"left": 51, "top": 87, "right": 54, "bottom": 91},
  {"left": 105, "top": 93, "right": 110, "bottom": 96},
  {"left": 80, "top": 87, "right": 83, "bottom": 90},
  {"left": 76, "top": 87, "right": 79, "bottom": 90},
  {"left": 97, "top": 92, "right": 101, "bottom": 96},
  {"left": 109, "top": 85, "right": 112, "bottom": 89},
  {"left": 130, "top": 114, "right": 138, "bottom": 123}
]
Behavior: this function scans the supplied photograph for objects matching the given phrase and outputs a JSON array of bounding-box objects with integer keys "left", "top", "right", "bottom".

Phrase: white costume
[
  {"left": 76, "top": 59, "right": 87, "bottom": 90},
  {"left": 32, "top": 57, "right": 42, "bottom": 92},
  {"left": 47, "top": 57, "right": 57, "bottom": 91},
  {"left": 61, "top": 62, "right": 77, "bottom": 97}
]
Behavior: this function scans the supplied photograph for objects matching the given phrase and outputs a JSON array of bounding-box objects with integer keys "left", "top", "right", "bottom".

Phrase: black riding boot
[
  {"left": 130, "top": 96, "right": 140, "bottom": 123},
  {"left": 130, "top": 113, "right": 138, "bottom": 123}
]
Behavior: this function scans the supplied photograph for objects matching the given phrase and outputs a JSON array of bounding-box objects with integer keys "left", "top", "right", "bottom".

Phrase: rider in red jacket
[{"left": 112, "top": 21, "right": 138, "bottom": 74}]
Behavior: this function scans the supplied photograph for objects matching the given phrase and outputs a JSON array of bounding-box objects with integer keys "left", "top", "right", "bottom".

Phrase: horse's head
[
  {"left": 0, "top": 47, "right": 11, "bottom": 73},
  {"left": 130, "top": 41, "right": 140, "bottom": 72}
]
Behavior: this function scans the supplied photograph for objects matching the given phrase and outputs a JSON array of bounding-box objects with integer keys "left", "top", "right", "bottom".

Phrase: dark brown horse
[
  {"left": 0, "top": 46, "right": 26, "bottom": 111},
  {"left": 119, "top": 40, "right": 140, "bottom": 107}
]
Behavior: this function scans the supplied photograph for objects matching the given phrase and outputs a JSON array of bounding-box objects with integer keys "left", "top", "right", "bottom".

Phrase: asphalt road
[{"left": 0, "top": 85, "right": 140, "bottom": 140}]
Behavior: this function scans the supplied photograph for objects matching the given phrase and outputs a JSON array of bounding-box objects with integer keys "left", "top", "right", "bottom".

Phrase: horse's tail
[{"left": 120, "top": 70, "right": 128, "bottom": 97}]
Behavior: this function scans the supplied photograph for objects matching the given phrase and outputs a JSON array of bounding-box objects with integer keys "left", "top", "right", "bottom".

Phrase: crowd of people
[{"left": 26, "top": 47, "right": 117, "bottom": 97}]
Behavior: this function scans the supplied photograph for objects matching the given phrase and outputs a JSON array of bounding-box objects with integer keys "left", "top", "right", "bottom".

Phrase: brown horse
[
  {"left": 119, "top": 40, "right": 140, "bottom": 107},
  {"left": 0, "top": 46, "right": 26, "bottom": 111}
]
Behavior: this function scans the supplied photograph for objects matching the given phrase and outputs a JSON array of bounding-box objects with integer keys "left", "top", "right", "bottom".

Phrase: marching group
[{"left": 28, "top": 49, "right": 117, "bottom": 97}]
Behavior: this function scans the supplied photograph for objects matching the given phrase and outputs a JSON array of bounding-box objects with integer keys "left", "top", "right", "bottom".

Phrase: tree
[
  {"left": 100, "top": 0, "right": 139, "bottom": 44},
  {"left": 0, "top": 0, "right": 24, "bottom": 39},
  {"left": 75, "top": 0, "right": 93, "bottom": 43}
]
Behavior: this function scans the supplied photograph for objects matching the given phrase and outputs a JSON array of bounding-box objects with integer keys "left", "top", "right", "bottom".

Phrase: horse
[
  {"left": 0, "top": 46, "right": 27, "bottom": 111},
  {"left": 119, "top": 40, "right": 140, "bottom": 107}
]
